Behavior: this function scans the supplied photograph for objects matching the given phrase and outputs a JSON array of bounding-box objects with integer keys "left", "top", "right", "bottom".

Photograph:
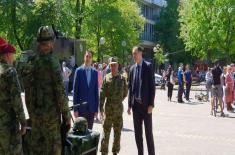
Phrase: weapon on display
[
  {"left": 61, "top": 102, "right": 88, "bottom": 155},
  {"left": 69, "top": 102, "right": 88, "bottom": 111}
]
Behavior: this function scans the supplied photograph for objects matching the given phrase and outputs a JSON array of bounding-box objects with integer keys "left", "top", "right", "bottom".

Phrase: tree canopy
[
  {"left": 0, "top": 0, "right": 145, "bottom": 62},
  {"left": 179, "top": 0, "right": 235, "bottom": 64}
]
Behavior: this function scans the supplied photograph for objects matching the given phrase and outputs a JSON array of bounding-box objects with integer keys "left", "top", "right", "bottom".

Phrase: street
[{"left": 22, "top": 88, "right": 235, "bottom": 155}]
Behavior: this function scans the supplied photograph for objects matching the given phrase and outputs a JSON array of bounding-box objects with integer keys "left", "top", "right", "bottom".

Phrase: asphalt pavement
[{"left": 22, "top": 87, "right": 235, "bottom": 155}]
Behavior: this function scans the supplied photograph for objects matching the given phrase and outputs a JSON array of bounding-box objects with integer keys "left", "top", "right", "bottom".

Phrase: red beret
[
  {"left": 0, "top": 44, "right": 16, "bottom": 54},
  {"left": 0, "top": 37, "right": 16, "bottom": 54},
  {"left": 0, "top": 37, "right": 8, "bottom": 47}
]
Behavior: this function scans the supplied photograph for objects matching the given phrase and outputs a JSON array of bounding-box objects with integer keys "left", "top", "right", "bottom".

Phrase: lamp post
[
  {"left": 100, "top": 37, "right": 105, "bottom": 63},
  {"left": 121, "top": 40, "right": 126, "bottom": 65}
]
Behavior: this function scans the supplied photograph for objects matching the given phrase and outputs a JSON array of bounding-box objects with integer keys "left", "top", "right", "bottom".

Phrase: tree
[
  {"left": 0, "top": 0, "right": 32, "bottom": 50},
  {"left": 82, "top": 0, "right": 145, "bottom": 62},
  {"left": 154, "top": 44, "right": 165, "bottom": 65},
  {"left": 155, "top": 0, "right": 187, "bottom": 64},
  {"left": 0, "top": 0, "right": 144, "bottom": 63},
  {"left": 179, "top": 0, "right": 235, "bottom": 64}
]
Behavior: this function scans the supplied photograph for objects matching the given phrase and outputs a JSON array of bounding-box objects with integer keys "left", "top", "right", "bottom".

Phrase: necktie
[
  {"left": 86, "top": 68, "right": 91, "bottom": 86},
  {"left": 135, "top": 65, "right": 140, "bottom": 98}
]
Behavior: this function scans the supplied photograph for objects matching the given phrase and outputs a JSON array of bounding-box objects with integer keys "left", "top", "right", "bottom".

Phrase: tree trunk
[
  {"left": 97, "top": 32, "right": 100, "bottom": 62},
  {"left": 11, "top": 0, "right": 24, "bottom": 50},
  {"left": 225, "top": 49, "right": 231, "bottom": 64},
  {"left": 207, "top": 49, "right": 212, "bottom": 65},
  {"left": 75, "top": 0, "right": 86, "bottom": 39}
]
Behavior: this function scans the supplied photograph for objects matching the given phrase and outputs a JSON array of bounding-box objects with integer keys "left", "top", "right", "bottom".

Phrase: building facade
[{"left": 138, "top": 0, "right": 167, "bottom": 62}]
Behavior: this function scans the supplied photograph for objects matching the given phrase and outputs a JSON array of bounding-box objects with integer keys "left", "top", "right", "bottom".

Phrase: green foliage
[
  {"left": 0, "top": 0, "right": 144, "bottom": 63},
  {"left": 154, "top": 44, "right": 165, "bottom": 64},
  {"left": 155, "top": 0, "right": 186, "bottom": 64},
  {"left": 82, "top": 0, "right": 145, "bottom": 62},
  {"left": 179, "top": 0, "right": 235, "bottom": 63}
]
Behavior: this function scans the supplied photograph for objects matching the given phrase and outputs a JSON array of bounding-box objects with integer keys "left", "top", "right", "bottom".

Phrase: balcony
[{"left": 143, "top": 0, "right": 167, "bottom": 7}]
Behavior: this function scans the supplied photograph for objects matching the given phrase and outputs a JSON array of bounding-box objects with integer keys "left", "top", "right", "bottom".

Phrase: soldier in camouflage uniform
[
  {"left": 21, "top": 26, "right": 71, "bottom": 155},
  {"left": 0, "top": 38, "right": 27, "bottom": 155},
  {"left": 100, "top": 57, "right": 128, "bottom": 155}
]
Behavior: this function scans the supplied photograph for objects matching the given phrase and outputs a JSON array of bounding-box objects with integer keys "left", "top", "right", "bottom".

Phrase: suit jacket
[
  {"left": 73, "top": 65, "right": 99, "bottom": 113},
  {"left": 128, "top": 60, "right": 155, "bottom": 109}
]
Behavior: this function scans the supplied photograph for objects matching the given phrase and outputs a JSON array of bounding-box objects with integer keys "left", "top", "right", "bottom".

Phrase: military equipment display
[
  {"left": 62, "top": 103, "right": 100, "bottom": 155},
  {"left": 65, "top": 129, "right": 100, "bottom": 155},
  {"left": 73, "top": 117, "right": 88, "bottom": 135}
]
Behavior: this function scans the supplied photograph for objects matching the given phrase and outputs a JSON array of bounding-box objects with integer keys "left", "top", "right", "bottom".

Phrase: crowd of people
[
  {"left": 163, "top": 63, "right": 193, "bottom": 103},
  {"left": 163, "top": 62, "right": 235, "bottom": 117},
  {"left": 0, "top": 26, "right": 156, "bottom": 155},
  {"left": 206, "top": 63, "right": 235, "bottom": 116},
  {"left": 2, "top": 25, "right": 234, "bottom": 155}
]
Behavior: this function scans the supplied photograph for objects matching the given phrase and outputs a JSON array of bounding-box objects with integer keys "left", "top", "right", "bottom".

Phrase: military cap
[
  {"left": 0, "top": 37, "right": 16, "bottom": 54},
  {"left": 109, "top": 57, "right": 118, "bottom": 65},
  {"left": 37, "top": 26, "right": 55, "bottom": 42}
]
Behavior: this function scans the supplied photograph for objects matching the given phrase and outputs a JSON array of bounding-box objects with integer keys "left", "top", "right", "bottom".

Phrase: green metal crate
[{"left": 65, "top": 130, "right": 100, "bottom": 155}]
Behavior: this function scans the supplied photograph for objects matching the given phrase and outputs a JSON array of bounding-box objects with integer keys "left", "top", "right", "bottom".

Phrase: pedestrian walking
[
  {"left": 166, "top": 65, "right": 174, "bottom": 101},
  {"left": 225, "top": 65, "right": 234, "bottom": 111},
  {"left": 0, "top": 37, "right": 27, "bottom": 155},
  {"left": 62, "top": 61, "right": 72, "bottom": 96},
  {"left": 128, "top": 46, "right": 155, "bottom": 155},
  {"left": 178, "top": 63, "right": 185, "bottom": 103},
  {"left": 73, "top": 50, "right": 99, "bottom": 129},
  {"left": 99, "top": 57, "right": 128, "bottom": 155},
  {"left": 185, "top": 64, "right": 192, "bottom": 102},
  {"left": 211, "top": 63, "right": 225, "bottom": 116},
  {"left": 21, "top": 26, "right": 71, "bottom": 155}
]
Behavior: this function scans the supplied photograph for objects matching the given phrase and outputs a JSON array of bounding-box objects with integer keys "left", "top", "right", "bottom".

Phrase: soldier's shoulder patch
[{"left": 105, "top": 73, "right": 112, "bottom": 81}]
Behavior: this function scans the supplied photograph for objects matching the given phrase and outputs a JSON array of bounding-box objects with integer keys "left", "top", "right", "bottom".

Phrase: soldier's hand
[
  {"left": 66, "top": 119, "right": 71, "bottom": 129},
  {"left": 21, "top": 127, "right": 27, "bottom": 135},
  {"left": 94, "top": 112, "right": 98, "bottom": 118},
  {"left": 127, "top": 108, "right": 132, "bottom": 115},
  {"left": 148, "top": 106, "right": 153, "bottom": 114},
  {"left": 100, "top": 112, "right": 104, "bottom": 118},
  {"left": 74, "top": 111, "right": 79, "bottom": 118}
]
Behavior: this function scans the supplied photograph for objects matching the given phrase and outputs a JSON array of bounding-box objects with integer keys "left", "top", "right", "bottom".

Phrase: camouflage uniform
[
  {"left": 0, "top": 58, "right": 26, "bottom": 155},
  {"left": 100, "top": 72, "right": 128, "bottom": 154},
  {"left": 21, "top": 26, "right": 71, "bottom": 155}
]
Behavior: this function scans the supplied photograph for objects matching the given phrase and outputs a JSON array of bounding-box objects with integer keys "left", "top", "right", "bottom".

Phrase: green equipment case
[{"left": 65, "top": 130, "right": 100, "bottom": 155}]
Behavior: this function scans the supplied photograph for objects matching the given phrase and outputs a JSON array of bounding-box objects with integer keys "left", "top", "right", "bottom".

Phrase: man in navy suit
[
  {"left": 73, "top": 50, "right": 99, "bottom": 129},
  {"left": 128, "top": 46, "right": 155, "bottom": 155}
]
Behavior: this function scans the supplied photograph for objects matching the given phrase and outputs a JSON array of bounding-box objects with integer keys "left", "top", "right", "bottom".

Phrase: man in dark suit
[
  {"left": 73, "top": 50, "right": 99, "bottom": 129},
  {"left": 128, "top": 46, "right": 155, "bottom": 155}
]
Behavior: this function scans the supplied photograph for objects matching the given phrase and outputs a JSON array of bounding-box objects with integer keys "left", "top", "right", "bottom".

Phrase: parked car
[{"left": 155, "top": 73, "right": 163, "bottom": 86}]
